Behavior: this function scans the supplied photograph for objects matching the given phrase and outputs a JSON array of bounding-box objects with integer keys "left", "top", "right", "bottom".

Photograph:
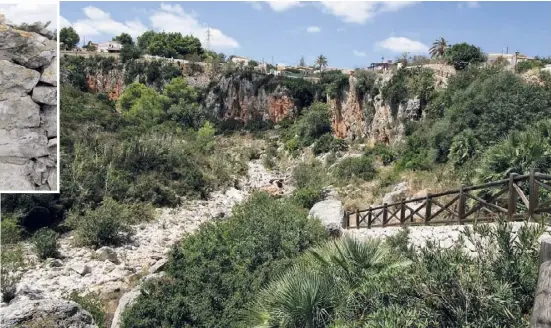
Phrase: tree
[
  {"left": 60, "top": 27, "right": 80, "bottom": 50},
  {"left": 315, "top": 55, "right": 328, "bottom": 73},
  {"left": 112, "top": 33, "right": 134, "bottom": 46},
  {"left": 429, "top": 37, "right": 449, "bottom": 58},
  {"left": 299, "top": 56, "right": 306, "bottom": 67},
  {"left": 446, "top": 42, "right": 486, "bottom": 70},
  {"left": 82, "top": 41, "right": 97, "bottom": 52},
  {"left": 120, "top": 43, "right": 142, "bottom": 63}
]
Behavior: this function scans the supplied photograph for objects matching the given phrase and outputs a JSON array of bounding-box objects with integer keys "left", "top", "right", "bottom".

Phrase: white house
[
  {"left": 97, "top": 41, "right": 123, "bottom": 53},
  {"left": 231, "top": 56, "right": 250, "bottom": 65}
]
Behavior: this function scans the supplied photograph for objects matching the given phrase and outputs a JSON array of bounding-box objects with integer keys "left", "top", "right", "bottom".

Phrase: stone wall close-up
[{"left": 0, "top": 16, "right": 57, "bottom": 191}]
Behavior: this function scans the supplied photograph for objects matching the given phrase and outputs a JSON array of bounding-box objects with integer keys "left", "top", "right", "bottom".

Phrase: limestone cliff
[
  {"left": 329, "top": 72, "right": 422, "bottom": 145},
  {"left": 203, "top": 73, "right": 297, "bottom": 123},
  {"left": 0, "top": 18, "right": 57, "bottom": 191}
]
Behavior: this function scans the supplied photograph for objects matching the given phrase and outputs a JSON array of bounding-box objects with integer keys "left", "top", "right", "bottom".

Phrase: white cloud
[
  {"left": 149, "top": 4, "right": 239, "bottom": 49},
  {"left": 248, "top": 1, "right": 263, "bottom": 10},
  {"left": 458, "top": 1, "right": 480, "bottom": 9},
  {"left": 306, "top": 26, "right": 321, "bottom": 33},
  {"left": 65, "top": 6, "right": 148, "bottom": 39},
  {"left": 376, "top": 36, "right": 428, "bottom": 53},
  {"left": 0, "top": 3, "right": 58, "bottom": 29},
  {"left": 59, "top": 16, "right": 72, "bottom": 29},
  {"left": 353, "top": 50, "right": 366, "bottom": 57},
  {"left": 266, "top": 1, "right": 302, "bottom": 12},
  {"left": 319, "top": 1, "right": 416, "bottom": 24}
]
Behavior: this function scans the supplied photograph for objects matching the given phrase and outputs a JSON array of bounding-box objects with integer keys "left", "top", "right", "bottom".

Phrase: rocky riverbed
[{"left": 1, "top": 160, "right": 291, "bottom": 327}]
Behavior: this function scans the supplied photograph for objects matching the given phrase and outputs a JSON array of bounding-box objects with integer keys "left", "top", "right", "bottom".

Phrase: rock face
[
  {"left": 0, "top": 297, "right": 97, "bottom": 328},
  {"left": 329, "top": 73, "right": 421, "bottom": 144},
  {"left": 309, "top": 200, "right": 344, "bottom": 235},
  {"left": 204, "top": 73, "right": 297, "bottom": 124},
  {"left": 0, "top": 21, "right": 57, "bottom": 190}
]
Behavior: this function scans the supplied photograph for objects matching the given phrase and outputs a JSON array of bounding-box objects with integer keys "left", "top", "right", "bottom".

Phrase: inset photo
[{"left": 0, "top": 3, "right": 58, "bottom": 192}]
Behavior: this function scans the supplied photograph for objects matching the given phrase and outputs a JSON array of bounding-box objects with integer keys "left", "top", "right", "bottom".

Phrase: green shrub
[
  {"left": 285, "top": 137, "right": 299, "bottom": 153},
  {"left": 195, "top": 121, "right": 216, "bottom": 154},
  {"left": 122, "top": 193, "right": 328, "bottom": 328},
  {"left": 68, "top": 198, "right": 143, "bottom": 248},
  {"left": 1, "top": 215, "right": 21, "bottom": 245},
  {"left": 31, "top": 228, "right": 59, "bottom": 259},
  {"left": 474, "top": 120, "right": 551, "bottom": 184},
  {"left": 295, "top": 102, "right": 332, "bottom": 147},
  {"left": 292, "top": 160, "right": 327, "bottom": 190},
  {"left": 69, "top": 291, "right": 105, "bottom": 327},
  {"left": 292, "top": 187, "right": 323, "bottom": 209},
  {"left": 312, "top": 134, "right": 348, "bottom": 155},
  {"left": 333, "top": 156, "right": 376, "bottom": 181},
  {"left": 325, "top": 151, "right": 338, "bottom": 166},
  {"left": 365, "top": 143, "right": 397, "bottom": 166}
]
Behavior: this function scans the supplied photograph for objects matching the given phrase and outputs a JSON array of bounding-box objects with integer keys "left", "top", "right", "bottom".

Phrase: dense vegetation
[
  {"left": 121, "top": 193, "right": 328, "bottom": 328},
  {"left": 246, "top": 221, "right": 546, "bottom": 327}
]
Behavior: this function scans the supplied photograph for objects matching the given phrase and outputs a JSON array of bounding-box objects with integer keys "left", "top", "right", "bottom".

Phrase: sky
[
  {"left": 0, "top": 2, "right": 58, "bottom": 29},
  {"left": 58, "top": 1, "right": 551, "bottom": 69}
]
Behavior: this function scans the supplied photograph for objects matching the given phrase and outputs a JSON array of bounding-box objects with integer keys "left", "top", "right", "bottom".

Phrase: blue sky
[{"left": 60, "top": 1, "right": 551, "bottom": 68}]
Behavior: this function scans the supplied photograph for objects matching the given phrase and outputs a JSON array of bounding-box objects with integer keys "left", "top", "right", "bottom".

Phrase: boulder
[
  {"left": 110, "top": 287, "right": 141, "bottom": 328},
  {"left": 309, "top": 200, "right": 344, "bottom": 235},
  {"left": 0, "top": 162, "right": 34, "bottom": 190},
  {"left": 0, "top": 60, "right": 40, "bottom": 96},
  {"left": 95, "top": 247, "right": 119, "bottom": 264},
  {"left": 0, "top": 297, "right": 97, "bottom": 328},
  {"left": 71, "top": 263, "right": 92, "bottom": 276},
  {"left": 32, "top": 85, "right": 56, "bottom": 105},
  {"left": 382, "top": 182, "right": 409, "bottom": 205}
]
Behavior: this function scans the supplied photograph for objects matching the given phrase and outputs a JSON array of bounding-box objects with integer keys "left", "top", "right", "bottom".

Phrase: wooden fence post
[
  {"left": 508, "top": 173, "right": 517, "bottom": 221},
  {"left": 367, "top": 207, "right": 372, "bottom": 229},
  {"left": 529, "top": 168, "right": 539, "bottom": 219},
  {"left": 355, "top": 209, "right": 360, "bottom": 229},
  {"left": 400, "top": 198, "right": 406, "bottom": 224},
  {"left": 530, "top": 237, "right": 551, "bottom": 328},
  {"left": 382, "top": 203, "right": 388, "bottom": 227},
  {"left": 425, "top": 194, "right": 432, "bottom": 225},
  {"left": 458, "top": 186, "right": 466, "bottom": 225},
  {"left": 342, "top": 212, "right": 349, "bottom": 229}
]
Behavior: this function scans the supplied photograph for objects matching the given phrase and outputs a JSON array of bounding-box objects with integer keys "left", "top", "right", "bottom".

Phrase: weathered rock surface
[
  {"left": 0, "top": 25, "right": 56, "bottom": 69},
  {"left": 0, "top": 20, "right": 57, "bottom": 190},
  {"left": 309, "top": 200, "right": 344, "bottom": 234},
  {"left": 204, "top": 73, "right": 297, "bottom": 124},
  {"left": 0, "top": 297, "right": 97, "bottom": 328}
]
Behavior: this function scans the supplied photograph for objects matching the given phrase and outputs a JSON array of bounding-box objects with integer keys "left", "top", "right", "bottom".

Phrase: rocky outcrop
[
  {"left": 86, "top": 70, "right": 124, "bottom": 101},
  {"left": 0, "top": 295, "right": 97, "bottom": 328},
  {"left": 204, "top": 73, "right": 297, "bottom": 123},
  {"left": 0, "top": 20, "right": 57, "bottom": 190},
  {"left": 329, "top": 72, "right": 420, "bottom": 144}
]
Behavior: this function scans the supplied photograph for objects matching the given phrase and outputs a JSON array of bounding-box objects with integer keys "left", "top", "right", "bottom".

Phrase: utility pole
[{"left": 206, "top": 26, "right": 211, "bottom": 52}]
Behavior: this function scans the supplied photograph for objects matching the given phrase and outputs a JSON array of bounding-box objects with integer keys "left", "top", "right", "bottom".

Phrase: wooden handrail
[{"left": 344, "top": 171, "right": 551, "bottom": 229}]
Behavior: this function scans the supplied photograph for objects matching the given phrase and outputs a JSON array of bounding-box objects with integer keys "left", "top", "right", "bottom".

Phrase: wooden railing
[{"left": 343, "top": 170, "right": 551, "bottom": 229}]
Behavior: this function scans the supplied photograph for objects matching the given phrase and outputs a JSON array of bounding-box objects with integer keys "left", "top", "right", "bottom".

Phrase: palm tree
[
  {"left": 315, "top": 54, "right": 328, "bottom": 73},
  {"left": 429, "top": 37, "right": 449, "bottom": 58}
]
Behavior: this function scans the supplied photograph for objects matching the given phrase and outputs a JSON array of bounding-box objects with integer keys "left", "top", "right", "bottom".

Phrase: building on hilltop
[
  {"left": 230, "top": 56, "right": 250, "bottom": 65},
  {"left": 97, "top": 41, "right": 122, "bottom": 53},
  {"left": 487, "top": 52, "right": 534, "bottom": 66}
]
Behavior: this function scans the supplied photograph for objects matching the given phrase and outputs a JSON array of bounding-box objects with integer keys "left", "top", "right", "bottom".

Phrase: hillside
[{"left": 2, "top": 50, "right": 551, "bottom": 328}]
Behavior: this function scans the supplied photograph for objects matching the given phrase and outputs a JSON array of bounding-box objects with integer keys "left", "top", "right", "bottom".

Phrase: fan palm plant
[
  {"left": 429, "top": 37, "right": 449, "bottom": 58},
  {"left": 248, "top": 236, "right": 412, "bottom": 328}
]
